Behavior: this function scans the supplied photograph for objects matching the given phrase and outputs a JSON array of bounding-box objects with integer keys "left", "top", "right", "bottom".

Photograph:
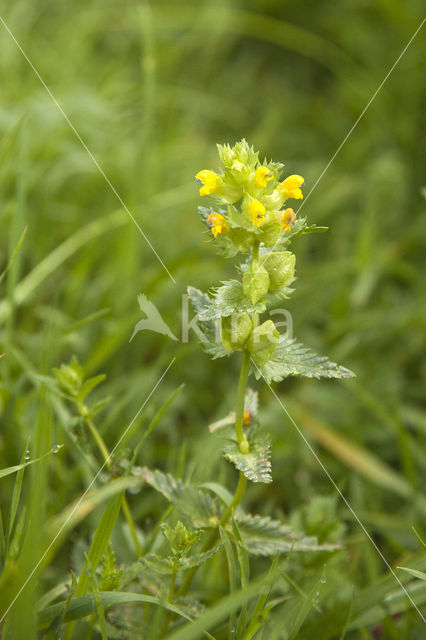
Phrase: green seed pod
[
  {"left": 261, "top": 251, "right": 295, "bottom": 290},
  {"left": 243, "top": 264, "right": 270, "bottom": 304},
  {"left": 248, "top": 320, "right": 279, "bottom": 366},
  {"left": 221, "top": 313, "right": 252, "bottom": 352}
]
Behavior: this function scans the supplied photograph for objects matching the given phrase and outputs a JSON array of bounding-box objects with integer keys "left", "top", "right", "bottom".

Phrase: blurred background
[{"left": 0, "top": 0, "right": 425, "bottom": 626}]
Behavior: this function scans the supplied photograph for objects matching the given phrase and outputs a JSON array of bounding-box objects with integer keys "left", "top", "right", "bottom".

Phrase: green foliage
[
  {"left": 0, "top": 1, "right": 425, "bottom": 637},
  {"left": 247, "top": 319, "right": 280, "bottom": 366},
  {"left": 220, "top": 312, "right": 252, "bottom": 352},
  {"left": 141, "top": 467, "right": 222, "bottom": 529},
  {"left": 199, "top": 280, "right": 267, "bottom": 320},
  {"left": 233, "top": 514, "right": 340, "bottom": 556},
  {"left": 223, "top": 436, "right": 272, "bottom": 484},
  {"left": 99, "top": 545, "right": 122, "bottom": 592},
  {"left": 256, "top": 335, "right": 355, "bottom": 382}
]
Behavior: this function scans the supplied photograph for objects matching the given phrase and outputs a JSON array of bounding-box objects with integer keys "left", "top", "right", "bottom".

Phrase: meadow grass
[{"left": 0, "top": 1, "right": 425, "bottom": 638}]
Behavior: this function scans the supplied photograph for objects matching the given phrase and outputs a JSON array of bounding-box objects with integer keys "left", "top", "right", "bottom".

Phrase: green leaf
[
  {"left": 140, "top": 554, "right": 175, "bottom": 575},
  {"left": 231, "top": 519, "right": 250, "bottom": 634},
  {"left": 99, "top": 545, "right": 122, "bottom": 592},
  {"left": 141, "top": 468, "right": 221, "bottom": 528},
  {"left": 161, "top": 521, "right": 203, "bottom": 556},
  {"left": 178, "top": 544, "right": 223, "bottom": 570},
  {"left": 255, "top": 335, "right": 355, "bottom": 383},
  {"left": 275, "top": 217, "right": 328, "bottom": 249},
  {"left": 397, "top": 566, "right": 426, "bottom": 581},
  {"left": 199, "top": 280, "right": 266, "bottom": 320},
  {"left": 218, "top": 526, "right": 238, "bottom": 635},
  {"left": 78, "top": 374, "right": 106, "bottom": 403},
  {"left": 38, "top": 592, "right": 200, "bottom": 629},
  {"left": 0, "top": 225, "right": 27, "bottom": 285},
  {"left": 223, "top": 438, "right": 272, "bottom": 484},
  {"left": 0, "top": 450, "right": 55, "bottom": 480},
  {"left": 187, "top": 286, "right": 230, "bottom": 360},
  {"left": 233, "top": 514, "right": 340, "bottom": 556}
]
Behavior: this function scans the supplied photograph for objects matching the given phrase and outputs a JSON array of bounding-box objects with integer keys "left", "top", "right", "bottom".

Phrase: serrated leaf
[
  {"left": 199, "top": 280, "right": 266, "bottom": 320},
  {"left": 140, "top": 554, "right": 175, "bottom": 575},
  {"left": 187, "top": 286, "right": 230, "bottom": 360},
  {"left": 78, "top": 374, "right": 106, "bottom": 402},
  {"left": 224, "top": 439, "right": 272, "bottom": 484},
  {"left": 233, "top": 514, "right": 340, "bottom": 556},
  {"left": 179, "top": 544, "right": 223, "bottom": 570},
  {"left": 141, "top": 468, "right": 221, "bottom": 528},
  {"left": 254, "top": 335, "right": 355, "bottom": 383},
  {"left": 275, "top": 218, "right": 328, "bottom": 249}
]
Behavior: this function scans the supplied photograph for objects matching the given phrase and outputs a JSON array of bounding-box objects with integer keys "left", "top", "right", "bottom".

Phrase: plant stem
[
  {"left": 84, "top": 415, "right": 142, "bottom": 557},
  {"left": 121, "top": 495, "right": 143, "bottom": 557},
  {"left": 177, "top": 348, "right": 251, "bottom": 598},
  {"left": 161, "top": 567, "right": 177, "bottom": 636},
  {"left": 220, "top": 472, "right": 247, "bottom": 526},
  {"left": 86, "top": 417, "right": 110, "bottom": 467},
  {"left": 235, "top": 351, "right": 250, "bottom": 450}
]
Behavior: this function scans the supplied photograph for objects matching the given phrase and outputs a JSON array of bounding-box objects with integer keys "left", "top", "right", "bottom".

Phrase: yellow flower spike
[
  {"left": 249, "top": 199, "right": 266, "bottom": 227},
  {"left": 206, "top": 212, "right": 228, "bottom": 238},
  {"left": 196, "top": 170, "right": 219, "bottom": 197},
  {"left": 281, "top": 208, "right": 296, "bottom": 232},
  {"left": 280, "top": 174, "right": 304, "bottom": 200},
  {"left": 255, "top": 166, "right": 273, "bottom": 189}
]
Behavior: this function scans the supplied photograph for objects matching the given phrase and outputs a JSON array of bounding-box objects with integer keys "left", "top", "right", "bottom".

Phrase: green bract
[
  {"left": 248, "top": 320, "right": 280, "bottom": 366},
  {"left": 261, "top": 251, "right": 296, "bottom": 290},
  {"left": 221, "top": 313, "right": 252, "bottom": 352},
  {"left": 243, "top": 265, "right": 270, "bottom": 304}
]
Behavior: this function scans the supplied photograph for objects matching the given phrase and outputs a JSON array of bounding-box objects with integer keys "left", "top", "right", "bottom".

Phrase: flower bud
[
  {"left": 261, "top": 251, "right": 295, "bottom": 290},
  {"left": 248, "top": 320, "right": 279, "bottom": 366},
  {"left": 221, "top": 313, "right": 252, "bottom": 352},
  {"left": 243, "top": 264, "right": 270, "bottom": 304},
  {"left": 217, "top": 143, "right": 236, "bottom": 166}
]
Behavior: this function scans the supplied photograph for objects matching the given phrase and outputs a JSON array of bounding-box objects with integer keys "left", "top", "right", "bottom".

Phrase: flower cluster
[
  {"left": 195, "top": 139, "right": 304, "bottom": 252},
  {"left": 193, "top": 140, "right": 308, "bottom": 366}
]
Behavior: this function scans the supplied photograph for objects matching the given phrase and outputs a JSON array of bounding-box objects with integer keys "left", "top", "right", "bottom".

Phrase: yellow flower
[
  {"left": 250, "top": 199, "right": 266, "bottom": 226},
  {"left": 281, "top": 208, "right": 296, "bottom": 232},
  {"left": 255, "top": 166, "right": 273, "bottom": 188},
  {"left": 207, "top": 212, "right": 227, "bottom": 237},
  {"left": 280, "top": 174, "right": 304, "bottom": 200},
  {"left": 196, "top": 170, "right": 219, "bottom": 196}
]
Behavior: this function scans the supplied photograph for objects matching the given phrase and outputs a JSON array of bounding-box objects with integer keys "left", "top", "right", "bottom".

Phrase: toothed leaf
[
  {"left": 141, "top": 468, "right": 221, "bottom": 528},
  {"left": 254, "top": 335, "right": 355, "bottom": 383},
  {"left": 233, "top": 514, "right": 341, "bottom": 556},
  {"left": 187, "top": 286, "right": 229, "bottom": 359},
  {"left": 199, "top": 280, "right": 267, "bottom": 320},
  {"left": 224, "top": 438, "right": 272, "bottom": 484}
]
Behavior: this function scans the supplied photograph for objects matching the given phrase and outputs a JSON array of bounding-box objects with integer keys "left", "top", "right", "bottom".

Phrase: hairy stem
[
  {"left": 235, "top": 350, "right": 251, "bottom": 450},
  {"left": 161, "top": 566, "right": 177, "bottom": 636},
  {"left": 177, "top": 347, "right": 251, "bottom": 597}
]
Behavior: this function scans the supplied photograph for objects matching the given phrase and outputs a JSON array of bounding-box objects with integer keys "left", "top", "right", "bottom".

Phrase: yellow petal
[{"left": 255, "top": 166, "right": 273, "bottom": 189}]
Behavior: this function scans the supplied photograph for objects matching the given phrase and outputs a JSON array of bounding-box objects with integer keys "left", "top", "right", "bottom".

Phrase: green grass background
[{"left": 0, "top": 0, "right": 425, "bottom": 637}]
